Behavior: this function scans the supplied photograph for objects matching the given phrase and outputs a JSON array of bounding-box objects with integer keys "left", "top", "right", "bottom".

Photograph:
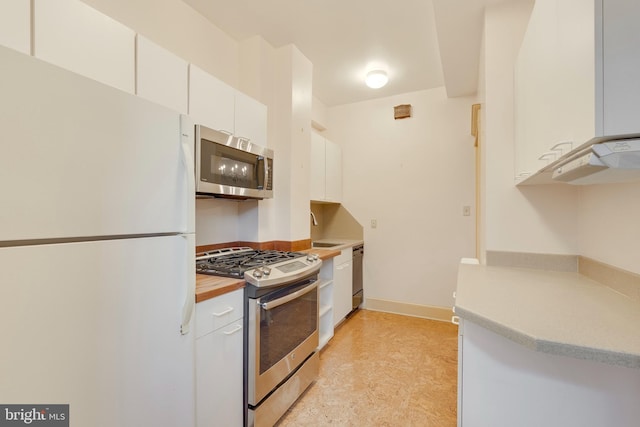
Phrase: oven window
[{"left": 259, "top": 287, "right": 318, "bottom": 375}]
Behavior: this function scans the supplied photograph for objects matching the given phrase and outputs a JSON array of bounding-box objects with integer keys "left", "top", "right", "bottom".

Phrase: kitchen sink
[{"left": 311, "top": 242, "right": 343, "bottom": 248}]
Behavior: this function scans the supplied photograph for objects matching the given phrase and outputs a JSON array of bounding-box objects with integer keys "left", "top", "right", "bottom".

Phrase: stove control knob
[
  {"left": 252, "top": 269, "right": 263, "bottom": 278},
  {"left": 313, "top": 254, "right": 319, "bottom": 261},
  {"left": 306, "top": 255, "right": 315, "bottom": 262},
  {"left": 261, "top": 267, "right": 271, "bottom": 276}
]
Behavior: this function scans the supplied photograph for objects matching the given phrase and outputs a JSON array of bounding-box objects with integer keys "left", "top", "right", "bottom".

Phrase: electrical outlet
[
  {"left": 463, "top": 206, "right": 471, "bottom": 216},
  {"left": 371, "top": 219, "right": 377, "bottom": 229}
]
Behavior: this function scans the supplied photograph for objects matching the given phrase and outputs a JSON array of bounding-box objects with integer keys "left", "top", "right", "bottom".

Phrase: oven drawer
[{"left": 195, "top": 288, "right": 243, "bottom": 338}]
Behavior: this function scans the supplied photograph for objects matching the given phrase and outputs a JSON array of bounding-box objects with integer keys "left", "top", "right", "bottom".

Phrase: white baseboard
[{"left": 364, "top": 298, "right": 453, "bottom": 323}]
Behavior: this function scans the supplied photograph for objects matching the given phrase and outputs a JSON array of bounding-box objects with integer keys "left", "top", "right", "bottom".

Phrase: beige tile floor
[{"left": 276, "top": 309, "right": 458, "bottom": 427}]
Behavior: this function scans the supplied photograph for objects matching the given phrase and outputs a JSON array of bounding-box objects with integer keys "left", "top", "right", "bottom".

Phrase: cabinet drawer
[
  {"left": 334, "top": 248, "right": 351, "bottom": 266},
  {"left": 195, "top": 289, "right": 243, "bottom": 338}
]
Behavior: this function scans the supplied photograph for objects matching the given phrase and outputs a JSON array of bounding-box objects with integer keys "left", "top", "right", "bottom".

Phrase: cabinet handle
[
  {"left": 222, "top": 324, "right": 242, "bottom": 335},
  {"left": 538, "top": 151, "right": 558, "bottom": 162},
  {"left": 550, "top": 141, "right": 573, "bottom": 155},
  {"left": 213, "top": 307, "right": 233, "bottom": 317},
  {"left": 451, "top": 316, "right": 460, "bottom": 325}
]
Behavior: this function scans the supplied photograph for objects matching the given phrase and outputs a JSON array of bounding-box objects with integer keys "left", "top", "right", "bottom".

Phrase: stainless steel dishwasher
[{"left": 352, "top": 244, "right": 364, "bottom": 310}]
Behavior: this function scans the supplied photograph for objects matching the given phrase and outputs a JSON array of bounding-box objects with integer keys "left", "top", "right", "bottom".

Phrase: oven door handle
[{"left": 258, "top": 280, "right": 319, "bottom": 311}]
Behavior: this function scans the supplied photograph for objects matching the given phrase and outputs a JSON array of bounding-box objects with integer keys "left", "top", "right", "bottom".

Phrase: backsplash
[
  {"left": 309, "top": 202, "right": 363, "bottom": 242},
  {"left": 579, "top": 256, "right": 640, "bottom": 303},
  {"left": 485, "top": 251, "right": 578, "bottom": 272}
]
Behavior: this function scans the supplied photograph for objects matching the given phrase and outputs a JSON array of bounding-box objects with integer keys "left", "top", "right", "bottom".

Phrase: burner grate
[{"left": 195, "top": 248, "right": 305, "bottom": 278}]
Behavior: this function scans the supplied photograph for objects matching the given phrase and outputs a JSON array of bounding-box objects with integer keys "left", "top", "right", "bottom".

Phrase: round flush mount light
[{"left": 365, "top": 70, "right": 388, "bottom": 89}]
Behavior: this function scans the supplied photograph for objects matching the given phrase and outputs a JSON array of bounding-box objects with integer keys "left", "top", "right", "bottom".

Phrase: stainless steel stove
[
  {"left": 196, "top": 246, "right": 322, "bottom": 426},
  {"left": 195, "top": 246, "right": 321, "bottom": 287}
]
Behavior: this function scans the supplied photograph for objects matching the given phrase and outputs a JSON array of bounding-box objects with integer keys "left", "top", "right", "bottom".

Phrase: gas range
[{"left": 195, "top": 247, "right": 321, "bottom": 288}]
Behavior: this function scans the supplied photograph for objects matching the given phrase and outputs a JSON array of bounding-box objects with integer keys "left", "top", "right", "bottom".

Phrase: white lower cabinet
[
  {"left": 333, "top": 249, "right": 353, "bottom": 326},
  {"left": 195, "top": 289, "right": 244, "bottom": 427},
  {"left": 458, "top": 319, "right": 640, "bottom": 427}
]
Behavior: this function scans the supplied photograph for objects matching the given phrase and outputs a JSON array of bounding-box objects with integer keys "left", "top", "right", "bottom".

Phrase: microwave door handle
[
  {"left": 259, "top": 280, "right": 319, "bottom": 311},
  {"left": 257, "top": 156, "right": 265, "bottom": 189}
]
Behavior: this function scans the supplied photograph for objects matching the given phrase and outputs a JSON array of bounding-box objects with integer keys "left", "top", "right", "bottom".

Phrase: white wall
[
  {"left": 579, "top": 184, "right": 640, "bottom": 274},
  {"left": 326, "top": 87, "right": 476, "bottom": 308},
  {"left": 482, "top": 0, "right": 580, "bottom": 257},
  {"left": 272, "top": 45, "right": 314, "bottom": 242}
]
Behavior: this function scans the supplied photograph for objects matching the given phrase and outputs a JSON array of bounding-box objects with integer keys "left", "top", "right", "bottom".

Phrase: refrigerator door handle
[{"left": 181, "top": 233, "right": 196, "bottom": 335}]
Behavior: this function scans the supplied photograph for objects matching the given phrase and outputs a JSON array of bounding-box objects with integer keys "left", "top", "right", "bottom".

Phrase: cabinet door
[
  {"left": 196, "top": 321, "right": 244, "bottom": 427},
  {"left": 601, "top": 0, "right": 640, "bottom": 135},
  {"left": 310, "top": 131, "right": 326, "bottom": 201},
  {"left": 235, "top": 91, "right": 268, "bottom": 147},
  {"left": 34, "top": 0, "right": 135, "bottom": 93},
  {"left": 189, "top": 64, "right": 235, "bottom": 133},
  {"left": 333, "top": 255, "right": 353, "bottom": 326},
  {"left": 513, "top": 0, "right": 560, "bottom": 175},
  {"left": 324, "top": 139, "right": 343, "bottom": 203},
  {"left": 0, "top": 0, "right": 29, "bottom": 54},
  {"left": 136, "top": 35, "right": 188, "bottom": 114},
  {"left": 555, "top": 0, "right": 595, "bottom": 146},
  {"left": 195, "top": 289, "right": 243, "bottom": 339}
]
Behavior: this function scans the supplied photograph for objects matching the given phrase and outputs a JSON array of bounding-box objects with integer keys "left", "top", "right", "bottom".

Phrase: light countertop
[
  {"left": 455, "top": 263, "right": 640, "bottom": 369},
  {"left": 311, "top": 239, "right": 363, "bottom": 251}
]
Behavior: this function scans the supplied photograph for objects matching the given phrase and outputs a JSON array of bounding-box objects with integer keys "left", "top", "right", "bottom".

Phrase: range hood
[{"left": 552, "top": 139, "right": 640, "bottom": 185}]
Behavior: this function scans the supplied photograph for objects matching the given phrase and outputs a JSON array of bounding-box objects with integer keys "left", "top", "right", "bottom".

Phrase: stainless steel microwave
[{"left": 195, "top": 125, "right": 273, "bottom": 199}]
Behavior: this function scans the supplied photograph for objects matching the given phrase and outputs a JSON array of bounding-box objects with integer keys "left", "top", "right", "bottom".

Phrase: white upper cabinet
[
  {"left": 136, "top": 36, "right": 188, "bottom": 114},
  {"left": 325, "top": 139, "right": 343, "bottom": 202},
  {"left": 33, "top": 0, "right": 135, "bottom": 94},
  {"left": 310, "top": 132, "right": 327, "bottom": 201},
  {"left": 188, "top": 64, "right": 235, "bottom": 133},
  {"left": 0, "top": 0, "right": 29, "bottom": 54},
  {"left": 514, "top": 0, "right": 640, "bottom": 178},
  {"left": 189, "top": 66, "right": 267, "bottom": 147},
  {"left": 235, "top": 90, "right": 268, "bottom": 148},
  {"left": 310, "top": 131, "right": 342, "bottom": 203}
]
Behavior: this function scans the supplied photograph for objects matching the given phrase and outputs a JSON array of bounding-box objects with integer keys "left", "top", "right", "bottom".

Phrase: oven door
[{"left": 248, "top": 277, "right": 319, "bottom": 405}]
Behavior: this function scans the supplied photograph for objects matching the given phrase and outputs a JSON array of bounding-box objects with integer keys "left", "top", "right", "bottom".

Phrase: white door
[{"left": 0, "top": 236, "right": 195, "bottom": 427}]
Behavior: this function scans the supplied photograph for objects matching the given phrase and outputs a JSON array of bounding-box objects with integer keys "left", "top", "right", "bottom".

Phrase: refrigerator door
[
  {"left": 0, "top": 45, "right": 193, "bottom": 242},
  {"left": 0, "top": 236, "right": 195, "bottom": 427}
]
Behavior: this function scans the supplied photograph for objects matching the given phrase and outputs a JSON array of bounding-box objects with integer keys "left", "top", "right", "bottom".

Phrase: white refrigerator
[{"left": 0, "top": 45, "right": 196, "bottom": 426}]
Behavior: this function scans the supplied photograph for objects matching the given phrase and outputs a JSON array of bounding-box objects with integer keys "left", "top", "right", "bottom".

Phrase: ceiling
[{"left": 182, "top": 0, "right": 515, "bottom": 106}]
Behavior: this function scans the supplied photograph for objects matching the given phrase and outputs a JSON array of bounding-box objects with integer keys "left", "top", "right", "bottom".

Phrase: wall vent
[{"left": 394, "top": 104, "right": 411, "bottom": 120}]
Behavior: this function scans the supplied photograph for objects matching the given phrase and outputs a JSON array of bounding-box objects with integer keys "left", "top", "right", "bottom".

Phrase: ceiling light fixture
[{"left": 365, "top": 70, "right": 388, "bottom": 89}]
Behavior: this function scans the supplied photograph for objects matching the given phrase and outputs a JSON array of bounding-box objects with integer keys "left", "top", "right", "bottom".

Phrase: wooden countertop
[
  {"left": 196, "top": 274, "right": 244, "bottom": 303},
  {"left": 455, "top": 263, "right": 640, "bottom": 369},
  {"left": 195, "top": 248, "right": 342, "bottom": 303}
]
